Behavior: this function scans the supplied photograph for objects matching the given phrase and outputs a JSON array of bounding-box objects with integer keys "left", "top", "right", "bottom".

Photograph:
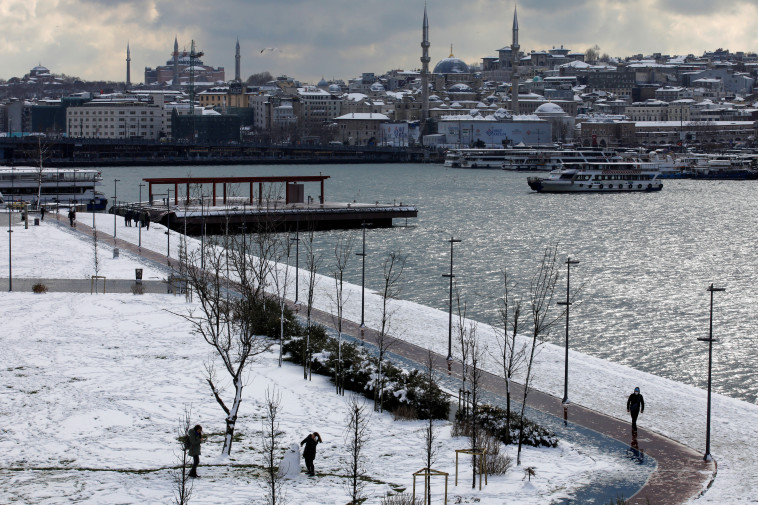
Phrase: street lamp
[
  {"left": 697, "top": 283, "right": 725, "bottom": 462},
  {"left": 557, "top": 257, "right": 580, "bottom": 405},
  {"left": 138, "top": 183, "right": 144, "bottom": 249},
  {"left": 290, "top": 223, "right": 300, "bottom": 306},
  {"left": 7, "top": 207, "right": 12, "bottom": 292},
  {"left": 442, "top": 236, "right": 461, "bottom": 369},
  {"left": 113, "top": 179, "right": 120, "bottom": 241},
  {"left": 166, "top": 189, "right": 172, "bottom": 259},
  {"left": 355, "top": 221, "right": 371, "bottom": 327}
]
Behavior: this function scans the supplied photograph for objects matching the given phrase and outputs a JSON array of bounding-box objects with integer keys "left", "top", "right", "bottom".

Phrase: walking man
[
  {"left": 40, "top": 207, "right": 45, "bottom": 221},
  {"left": 300, "top": 432, "right": 322, "bottom": 476},
  {"left": 187, "top": 424, "right": 203, "bottom": 478},
  {"left": 626, "top": 387, "right": 645, "bottom": 434}
]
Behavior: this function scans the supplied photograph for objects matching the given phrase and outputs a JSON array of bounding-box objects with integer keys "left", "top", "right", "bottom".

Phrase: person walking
[
  {"left": 300, "top": 432, "right": 322, "bottom": 476},
  {"left": 187, "top": 424, "right": 203, "bottom": 478},
  {"left": 626, "top": 387, "right": 645, "bottom": 434},
  {"left": 40, "top": 207, "right": 45, "bottom": 221}
]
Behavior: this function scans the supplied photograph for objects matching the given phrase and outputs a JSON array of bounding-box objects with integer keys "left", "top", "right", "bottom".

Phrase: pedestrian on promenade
[
  {"left": 187, "top": 424, "right": 203, "bottom": 478},
  {"left": 68, "top": 208, "right": 75, "bottom": 227},
  {"left": 143, "top": 211, "right": 150, "bottom": 230},
  {"left": 300, "top": 431, "right": 322, "bottom": 476},
  {"left": 40, "top": 207, "right": 45, "bottom": 221},
  {"left": 627, "top": 386, "right": 645, "bottom": 434}
]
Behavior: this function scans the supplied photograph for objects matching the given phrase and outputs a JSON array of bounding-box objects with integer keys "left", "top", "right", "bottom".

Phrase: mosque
[{"left": 144, "top": 38, "right": 225, "bottom": 87}]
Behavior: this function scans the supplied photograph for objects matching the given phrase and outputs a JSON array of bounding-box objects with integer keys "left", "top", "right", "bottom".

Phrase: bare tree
[
  {"left": 343, "top": 394, "right": 370, "bottom": 505},
  {"left": 33, "top": 136, "right": 51, "bottom": 211},
  {"left": 467, "top": 325, "right": 484, "bottom": 489},
  {"left": 261, "top": 387, "right": 286, "bottom": 505},
  {"left": 303, "top": 227, "right": 322, "bottom": 381},
  {"left": 421, "top": 349, "right": 440, "bottom": 503},
  {"left": 173, "top": 405, "right": 194, "bottom": 505},
  {"left": 271, "top": 233, "right": 292, "bottom": 368},
  {"left": 490, "top": 269, "right": 526, "bottom": 443},
  {"left": 177, "top": 243, "right": 272, "bottom": 456},
  {"left": 375, "top": 251, "right": 406, "bottom": 412},
  {"left": 330, "top": 232, "right": 355, "bottom": 395},
  {"left": 454, "top": 287, "right": 470, "bottom": 416},
  {"left": 516, "top": 246, "right": 561, "bottom": 465}
]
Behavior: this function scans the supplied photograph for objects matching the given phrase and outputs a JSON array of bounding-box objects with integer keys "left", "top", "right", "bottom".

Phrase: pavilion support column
[
  {"left": 258, "top": 182, "right": 263, "bottom": 206},
  {"left": 249, "top": 182, "right": 254, "bottom": 204},
  {"left": 186, "top": 183, "right": 190, "bottom": 205},
  {"left": 223, "top": 183, "right": 227, "bottom": 206},
  {"left": 285, "top": 181, "right": 289, "bottom": 205},
  {"left": 213, "top": 183, "right": 217, "bottom": 207},
  {"left": 320, "top": 179, "right": 325, "bottom": 205},
  {"left": 149, "top": 183, "right": 153, "bottom": 205},
  {"left": 174, "top": 183, "right": 178, "bottom": 205}
]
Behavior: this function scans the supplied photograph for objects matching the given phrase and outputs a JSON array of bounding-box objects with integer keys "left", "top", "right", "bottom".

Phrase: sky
[{"left": 1, "top": 0, "right": 758, "bottom": 85}]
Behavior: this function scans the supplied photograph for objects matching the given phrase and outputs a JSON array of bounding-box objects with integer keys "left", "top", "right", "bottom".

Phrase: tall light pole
[
  {"left": 557, "top": 257, "right": 580, "bottom": 405},
  {"left": 355, "top": 221, "right": 371, "bottom": 327},
  {"left": 113, "top": 179, "right": 120, "bottom": 241},
  {"left": 290, "top": 223, "right": 300, "bottom": 305},
  {"left": 698, "top": 283, "right": 725, "bottom": 462},
  {"left": 166, "top": 189, "right": 171, "bottom": 259},
  {"left": 138, "top": 183, "right": 144, "bottom": 249},
  {"left": 442, "top": 237, "right": 461, "bottom": 368},
  {"left": 7, "top": 208, "right": 12, "bottom": 292}
]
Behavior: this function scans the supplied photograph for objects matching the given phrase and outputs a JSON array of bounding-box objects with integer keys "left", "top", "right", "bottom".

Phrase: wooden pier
[{"left": 116, "top": 175, "right": 417, "bottom": 234}]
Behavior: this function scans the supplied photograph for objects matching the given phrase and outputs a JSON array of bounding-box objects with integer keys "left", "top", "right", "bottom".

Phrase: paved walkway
[{"left": 25, "top": 212, "right": 715, "bottom": 504}]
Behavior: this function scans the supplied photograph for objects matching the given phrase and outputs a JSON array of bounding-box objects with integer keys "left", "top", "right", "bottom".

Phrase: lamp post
[
  {"left": 113, "top": 179, "right": 120, "bottom": 240},
  {"left": 138, "top": 183, "right": 144, "bottom": 249},
  {"left": 557, "top": 257, "right": 580, "bottom": 405},
  {"left": 290, "top": 223, "right": 300, "bottom": 305},
  {"left": 442, "top": 236, "right": 461, "bottom": 369},
  {"left": 355, "top": 221, "right": 371, "bottom": 327},
  {"left": 7, "top": 208, "right": 12, "bottom": 292},
  {"left": 698, "top": 283, "right": 725, "bottom": 462},
  {"left": 166, "top": 189, "right": 171, "bottom": 259}
]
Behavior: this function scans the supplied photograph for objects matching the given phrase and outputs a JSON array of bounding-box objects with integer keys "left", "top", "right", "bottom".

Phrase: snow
[{"left": 1, "top": 213, "right": 757, "bottom": 503}]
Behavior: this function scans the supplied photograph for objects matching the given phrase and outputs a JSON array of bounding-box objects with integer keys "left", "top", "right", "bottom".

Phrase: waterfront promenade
[{"left": 8, "top": 210, "right": 713, "bottom": 504}]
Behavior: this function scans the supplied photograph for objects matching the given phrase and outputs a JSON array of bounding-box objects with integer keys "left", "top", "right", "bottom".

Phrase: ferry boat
[
  {"left": 0, "top": 166, "right": 108, "bottom": 210},
  {"left": 685, "top": 155, "right": 758, "bottom": 180},
  {"left": 527, "top": 162, "right": 663, "bottom": 193},
  {"left": 443, "top": 147, "right": 616, "bottom": 170}
]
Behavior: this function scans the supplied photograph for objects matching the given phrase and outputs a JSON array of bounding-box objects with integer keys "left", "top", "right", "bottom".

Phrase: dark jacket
[
  {"left": 627, "top": 393, "right": 644, "bottom": 414},
  {"left": 187, "top": 428, "right": 202, "bottom": 457},
  {"left": 301, "top": 435, "right": 320, "bottom": 460}
]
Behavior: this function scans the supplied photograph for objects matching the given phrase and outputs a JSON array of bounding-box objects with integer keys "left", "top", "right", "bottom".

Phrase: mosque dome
[
  {"left": 370, "top": 82, "right": 385, "bottom": 92},
  {"left": 433, "top": 45, "right": 470, "bottom": 74},
  {"left": 448, "top": 83, "right": 473, "bottom": 93},
  {"left": 318, "top": 77, "right": 329, "bottom": 87},
  {"left": 534, "top": 102, "right": 566, "bottom": 115},
  {"left": 328, "top": 84, "right": 341, "bottom": 93}
]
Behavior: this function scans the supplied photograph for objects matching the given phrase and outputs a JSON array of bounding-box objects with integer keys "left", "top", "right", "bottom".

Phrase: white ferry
[
  {"left": 443, "top": 148, "right": 615, "bottom": 170},
  {"left": 0, "top": 166, "right": 108, "bottom": 210},
  {"left": 527, "top": 162, "right": 663, "bottom": 193}
]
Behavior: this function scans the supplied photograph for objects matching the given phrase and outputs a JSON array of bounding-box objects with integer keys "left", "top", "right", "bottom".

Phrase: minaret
[
  {"left": 126, "top": 42, "right": 131, "bottom": 87},
  {"left": 511, "top": 4, "right": 520, "bottom": 115},
  {"left": 172, "top": 36, "right": 180, "bottom": 89},
  {"left": 235, "top": 37, "right": 241, "bottom": 82},
  {"left": 420, "top": 4, "right": 430, "bottom": 131}
]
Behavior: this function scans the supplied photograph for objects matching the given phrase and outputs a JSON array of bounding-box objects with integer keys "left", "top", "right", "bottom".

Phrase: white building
[{"left": 65, "top": 95, "right": 169, "bottom": 140}]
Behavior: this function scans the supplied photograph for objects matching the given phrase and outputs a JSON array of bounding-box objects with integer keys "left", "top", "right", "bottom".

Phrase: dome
[
  {"left": 448, "top": 83, "right": 473, "bottom": 93},
  {"left": 328, "top": 84, "right": 341, "bottom": 93},
  {"left": 534, "top": 102, "right": 566, "bottom": 115},
  {"left": 429, "top": 94, "right": 442, "bottom": 102},
  {"left": 370, "top": 82, "right": 385, "bottom": 92},
  {"left": 533, "top": 76, "right": 543, "bottom": 82},
  {"left": 434, "top": 57, "right": 470, "bottom": 74},
  {"left": 318, "top": 77, "right": 329, "bottom": 87}
]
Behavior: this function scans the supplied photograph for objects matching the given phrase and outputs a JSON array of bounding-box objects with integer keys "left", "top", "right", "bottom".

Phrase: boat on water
[
  {"left": 443, "top": 147, "right": 616, "bottom": 170},
  {"left": 527, "top": 162, "right": 663, "bottom": 193},
  {"left": 0, "top": 166, "right": 108, "bottom": 210},
  {"left": 685, "top": 155, "right": 758, "bottom": 180}
]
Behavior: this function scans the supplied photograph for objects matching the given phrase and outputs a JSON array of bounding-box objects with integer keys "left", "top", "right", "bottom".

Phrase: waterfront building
[
  {"left": 296, "top": 86, "right": 342, "bottom": 134},
  {"left": 65, "top": 94, "right": 169, "bottom": 140},
  {"left": 333, "top": 112, "right": 390, "bottom": 145},
  {"left": 437, "top": 112, "right": 551, "bottom": 147}
]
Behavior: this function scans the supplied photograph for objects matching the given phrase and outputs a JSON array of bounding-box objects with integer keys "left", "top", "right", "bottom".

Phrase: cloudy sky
[{"left": 1, "top": 0, "right": 757, "bottom": 85}]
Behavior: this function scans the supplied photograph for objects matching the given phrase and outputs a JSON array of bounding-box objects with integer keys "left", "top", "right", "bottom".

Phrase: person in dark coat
[
  {"left": 300, "top": 432, "right": 322, "bottom": 476},
  {"left": 187, "top": 424, "right": 203, "bottom": 478},
  {"left": 143, "top": 211, "right": 150, "bottom": 230},
  {"left": 626, "top": 387, "right": 645, "bottom": 434},
  {"left": 40, "top": 207, "right": 45, "bottom": 221}
]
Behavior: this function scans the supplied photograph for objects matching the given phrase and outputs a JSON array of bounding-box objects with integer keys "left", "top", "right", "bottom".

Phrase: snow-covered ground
[{"left": 2, "top": 213, "right": 757, "bottom": 503}]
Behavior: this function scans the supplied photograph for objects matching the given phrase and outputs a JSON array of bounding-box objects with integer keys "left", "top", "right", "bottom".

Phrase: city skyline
[{"left": 1, "top": 0, "right": 757, "bottom": 84}]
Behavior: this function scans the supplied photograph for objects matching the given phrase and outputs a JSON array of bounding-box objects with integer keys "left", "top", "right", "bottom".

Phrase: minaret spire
[
  {"left": 511, "top": 3, "right": 520, "bottom": 115},
  {"left": 420, "top": 3, "right": 430, "bottom": 137},
  {"left": 126, "top": 42, "right": 131, "bottom": 87},
  {"left": 235, "top": 37, "right": 241, "bottom": 82},
  {"left": 172, "top": 35, "right": 180, "bottom": 90}
]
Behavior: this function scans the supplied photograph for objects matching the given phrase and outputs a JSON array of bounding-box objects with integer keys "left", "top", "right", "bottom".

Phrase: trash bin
[
  {"left": 34, "top": 218, "right": 40, "bottom": 226},
  {"left": 135, "top": 268, "right": 143, "bottom": 284},
  {"left": 113, "top": 248, "right": 119, "bottom": 259}
]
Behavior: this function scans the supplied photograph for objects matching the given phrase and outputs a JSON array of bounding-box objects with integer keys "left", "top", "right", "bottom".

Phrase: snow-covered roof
[{"left": 334, "top": 112, "right": 390, "bottom": 121}]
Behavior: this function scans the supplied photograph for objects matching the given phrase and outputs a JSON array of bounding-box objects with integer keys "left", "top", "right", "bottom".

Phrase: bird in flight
[{"left": 260, "top": 47, "right": 281, "bottom": 54}]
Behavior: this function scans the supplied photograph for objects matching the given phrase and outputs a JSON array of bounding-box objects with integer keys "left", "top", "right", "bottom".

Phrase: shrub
[
  {"left": 380, "top": 492, "right": 420, "bottom": 505},
  {"left": 131, "top": 283, "right": 145, "bottom": 295},
  {"left": 392, "top": 404, "right": 418, "bottom": 421},
  {"left": 32, "top": 283, "right": 48, "bottom": 294},
  {"left": 453, "top": 405, "right": 558, "bottom": 449}
]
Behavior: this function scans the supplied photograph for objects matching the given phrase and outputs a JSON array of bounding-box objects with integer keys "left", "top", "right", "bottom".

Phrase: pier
[{"left": 115, "top": 175, "right": 417, "bottom": 233}]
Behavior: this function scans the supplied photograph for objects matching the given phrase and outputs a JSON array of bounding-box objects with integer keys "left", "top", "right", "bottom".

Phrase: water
[{"left": 100, "top": 163, "right": 758, "bottom": 405}]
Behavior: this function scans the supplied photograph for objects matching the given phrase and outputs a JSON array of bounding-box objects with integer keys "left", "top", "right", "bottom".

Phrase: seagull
[{"left": 260, "top": 47, "right": 281, "bottom": 54}]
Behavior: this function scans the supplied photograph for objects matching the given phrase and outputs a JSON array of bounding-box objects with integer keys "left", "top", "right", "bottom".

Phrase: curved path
[{"left": 39, "top": 212, "right": 715, "bottom": 504}]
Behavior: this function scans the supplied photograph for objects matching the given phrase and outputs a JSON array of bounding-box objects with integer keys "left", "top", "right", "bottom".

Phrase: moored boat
[
  {"left": 527, "top": 162, "right": 663, "bottom": 193},
  {"left": 0, "top": 166, "right": 108, "bottom": 210}
]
